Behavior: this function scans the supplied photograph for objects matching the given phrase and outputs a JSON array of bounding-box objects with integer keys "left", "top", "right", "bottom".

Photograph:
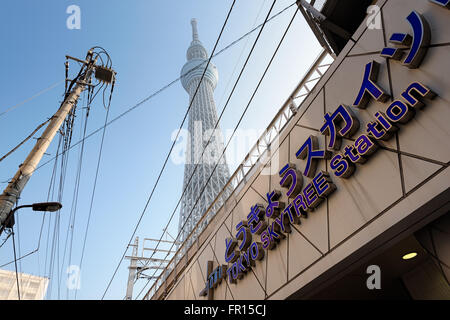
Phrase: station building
[{"left": 145, "top": 0, "right": 450, "bottom": 300}]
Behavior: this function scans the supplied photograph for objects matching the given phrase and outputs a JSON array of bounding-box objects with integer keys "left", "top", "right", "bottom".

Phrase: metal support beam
[
  {"left": 297, "top": 0, "right": 352, "bottom": 57},
  {"left": 125, "top": 237, "right": 139, "bottom": 300}
]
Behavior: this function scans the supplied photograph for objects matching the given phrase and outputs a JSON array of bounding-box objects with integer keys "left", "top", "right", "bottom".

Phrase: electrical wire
[
  {"left": 0, "top": 135, "right": 61, "bottom": 271},
  {"left": 133, "top": 0, "right": 279, "bottom": 295},
  {"left": 135, "top": 5, "right": 299, "bottom": 300},
  {"left": 126, "top": 0, "right": 295, "bottom": 299},
  {"left": 0, "top": 118, "right": 51, "bottom": 163},
  {"left": 0, "top": 1, "right": 296, "bottom": 186},
  {"left": 58, "top": 91, "right": 89, "bottom": 299},
  {"left": 0, "top": 231, "right": 11, "bottom": 249},
  {"left": 100, "top": 0, "right": 237, "bottom": 299},
  {"left": 75, "top": 69, "right": 115, "bottom": 300},
  {"left": 216, "top": 0, "right": 268, "bottom": 108},
  {"left": 0, "top": 1, "right": 296, "bottom": 298},
  {"left": 15, "top": 203, "right": 23, "bottom": 281},
  {"left": 43, "top": 127, "right": 63, "bottom": 299},
  {"left": 43, "top": 134, "right": 62, "bottom": 277},
  {"left": 0, "top": 80, "right": 64, "bottom": 118},
  {"left": 46, "top": 61, "right": 87, "bottom": 299},
  {"left": 36, "top": 123, "right": 59, "bottom": 278},
  {"left": 11, "top": 226, "right": 21, "bottom": 300},
  {"left": 48, "top": 48, "right": 113, "bottom": 299},
  {"left": 0, "top": 49, "right": 108, "bottom": 298},
  {"left": 0, "top": 49, "right": 113, "bottom": 299},
  {"left": 0, "top": 133, "right": 62, "bottom": 271},
  {"left": 0, "top": 3, "right": 291, "bottom": 121}
]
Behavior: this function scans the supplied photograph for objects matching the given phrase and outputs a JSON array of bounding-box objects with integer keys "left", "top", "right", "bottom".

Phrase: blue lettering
[
  {"left": 250, "top": 241, "right": 264, "bottom": 261},
  {"left": 330, "top": 154, "right": 355, "bottom": 178},
  {"left": 283, "top": 203, "right": 301, "bottom": 224},
  {"left": 429, "top": 0, "right": 450, "bottom": 8},
  {"left": 261, "top": 230, "right": 270, "bottom": 250},
  {"left": 401, "top": 82, "right": 436, "bottom": 109},
  {"left": 355, "top": 134, "right": 378, "bottom": 160},
  {"left": 386, "top": 100, "right": 414, "bottom": 124},
  {"left": 293, "top": 193, "right": 308, "bottom": 219},
  {"left": 313, "top": 171, "right": 336, "bottom": 199},
  {"left": 353, "top": 61, "right": 389, "bottom": 108}
]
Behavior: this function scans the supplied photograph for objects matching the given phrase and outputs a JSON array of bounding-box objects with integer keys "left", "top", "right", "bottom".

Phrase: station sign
[{"left": 200, "top": 1, "right": 446, "bottom": 298}]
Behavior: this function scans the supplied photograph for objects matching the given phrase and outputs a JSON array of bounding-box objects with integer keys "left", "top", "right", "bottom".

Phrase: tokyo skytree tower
[{"left": 178, "top": 19, "right": 231, "bottom": 246}]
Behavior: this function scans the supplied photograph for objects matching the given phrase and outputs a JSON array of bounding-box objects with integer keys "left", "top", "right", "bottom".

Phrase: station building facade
[{"left": 146, "top": 0, "right": 450, "bottom": 300}]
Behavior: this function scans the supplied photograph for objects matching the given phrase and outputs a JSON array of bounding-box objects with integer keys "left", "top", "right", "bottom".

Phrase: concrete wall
[{"left": 161, "top": 0, "right": 450, "bottom": 300}]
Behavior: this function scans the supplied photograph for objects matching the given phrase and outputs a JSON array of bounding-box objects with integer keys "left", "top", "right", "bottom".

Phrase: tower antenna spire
[{"left": 191, "top": 18, "right": 199, "bottom": 41}]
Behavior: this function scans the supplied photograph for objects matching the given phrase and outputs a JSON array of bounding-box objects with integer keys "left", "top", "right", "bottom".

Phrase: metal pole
[
  {"left": 125, "top": 237, "right": 139, "bottom": 300},
  {"left": 297, "top": 0, "right": 326, "bottom": 22},
  {"left": 0, "top": 205, "right": 33, "bottom": 236},
  {"left": 0, "top": 50, "right": 95, "bottom": 232}
]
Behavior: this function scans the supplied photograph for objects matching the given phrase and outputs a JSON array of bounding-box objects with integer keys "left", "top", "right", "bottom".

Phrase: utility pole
[
  {"left": 124, "top": 237, "right": 179, "bottom": 300},
  {"left": 0, "top": 48, "right": 115, "bottom": 234},
  {"left": 125, "top": 237, "right": 139, "bottom": 300}
]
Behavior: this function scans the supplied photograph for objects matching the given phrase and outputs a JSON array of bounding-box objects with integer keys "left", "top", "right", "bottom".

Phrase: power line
[
  {"left": 100, "top": 0, "right": 238, "bottom": 300},
  {"left": 216, "top": 0, "right": 268, "bottom": 108},
  {"left": 43, "top": 132, "right": 63, "bottom": 299},
  {"left": 0, "top": 134, "right": 63, "bottom": 271},
  {"left": 0, "top": 1, "right": 296, "bottom": 186},
  {"left": 132, "top": 1, "right": 274, "bottom": 293},
  {"left": 0, "top": 2, "right": 292, "bottom": 122},
  {"left": 15, "top": 206, "right": 23, "bottom": 283},
  {"left": 0, "top": 231, "right": 11, "bottom": 249},
  {"left": 133, "top": 0, "right": 279, "bottom": 294},
  {"left": 0, "top": 118, "right": 51, "bottom": 163},
  {"left": 0, "top": 80, "right": 64, "bottom": 118},
  {"left": 42, "top": 133, "right": 62, "bottom": 277},
  {"left": 0, "top": 168, "right": 60, "bottom": 270},
  {"left": 136, "top": 5, "right": 299, "bottom": 300},
  {"left": 58, "top": 92, "right": 89, "bottom": 299},
  {"left": 0, "top": 0, "right": 296, "bottom": 297},
  {"left": 0, "top": 249, "right": 37, "bottom": 268},
  {"left": 45, "top": 58, "right": 92, "bottom": 299},
  {"left": 76, "top": 77, "right": 115, "bottom": 300},
  {"left": 0, "top": 50, "right": 113, "bottom": 299},
  {"left": 11, "top": 226, "right": 21, "bottom": 300},
  {"left": 46, "top": 48, "right": 114, "bottom": 300},
  {"left": 210, "top": 2, "right": 295, "bottom": 59}
]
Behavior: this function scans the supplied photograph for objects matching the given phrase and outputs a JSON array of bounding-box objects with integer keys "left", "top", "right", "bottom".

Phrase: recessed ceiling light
[{"left": 402, "top": 252, "right": 418, "bottom": 260}]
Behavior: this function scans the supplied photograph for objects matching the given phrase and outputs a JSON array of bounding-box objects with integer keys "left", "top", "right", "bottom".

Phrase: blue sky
[{"left": 0, "top": 0, "right": 322, "bottom": 299}]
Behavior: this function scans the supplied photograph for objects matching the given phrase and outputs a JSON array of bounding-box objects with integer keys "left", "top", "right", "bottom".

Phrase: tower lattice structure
[{"left": 178, "top": 19, "right": 231, "bottom": 247}]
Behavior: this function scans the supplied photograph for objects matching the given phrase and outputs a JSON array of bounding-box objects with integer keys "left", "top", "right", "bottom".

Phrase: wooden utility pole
[{"left": 0, "top": 49, "right": 113, "bottom": 234}]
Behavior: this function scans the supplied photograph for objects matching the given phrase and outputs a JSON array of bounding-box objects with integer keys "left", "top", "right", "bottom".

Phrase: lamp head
[{"left": 32, "top": 202, "right": 62, "bottom": 212}]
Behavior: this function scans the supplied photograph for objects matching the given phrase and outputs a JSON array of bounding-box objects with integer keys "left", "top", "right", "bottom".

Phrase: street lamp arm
[
  {"left": 2, "top": 205, "right": 33, "bottom": 229},
  {"left": 0, "top": 202, "right": 62, "bottom": 236}
]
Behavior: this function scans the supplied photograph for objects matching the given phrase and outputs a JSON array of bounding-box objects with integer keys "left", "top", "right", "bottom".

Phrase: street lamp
[
  {"left": 0, "top": 201, "right": 61, "bottom": 300},
  {"left": 0, "top": 201, "right": 62, "bottom": 235}
]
